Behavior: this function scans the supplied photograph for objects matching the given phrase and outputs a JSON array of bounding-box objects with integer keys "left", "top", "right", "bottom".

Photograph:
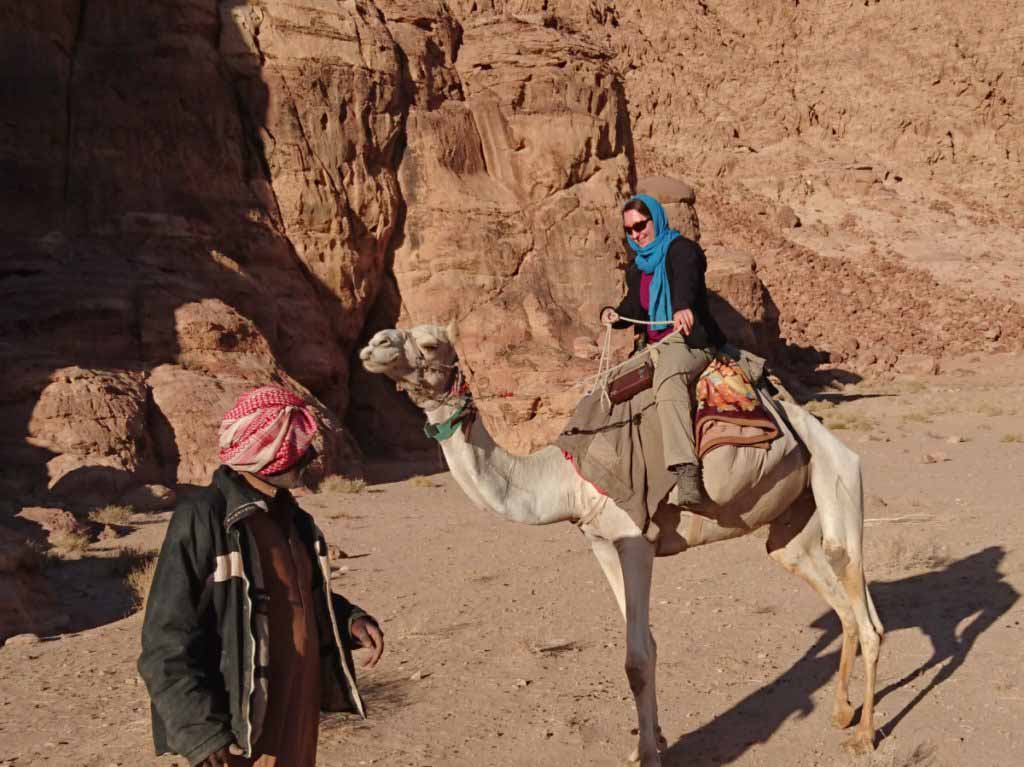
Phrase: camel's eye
[{"left": 419, "top": 340, "right": 438, "bottom": 351}]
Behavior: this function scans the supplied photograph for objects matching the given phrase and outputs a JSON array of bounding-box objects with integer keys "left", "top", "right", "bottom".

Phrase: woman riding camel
[{"left": 600, "top": 193, "right": 727, "bottom": 505}]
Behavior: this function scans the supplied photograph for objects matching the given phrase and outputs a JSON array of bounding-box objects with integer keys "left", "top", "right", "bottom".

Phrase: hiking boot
[{"left": 672, "top": 462, "right": 705, "bottom": 506}]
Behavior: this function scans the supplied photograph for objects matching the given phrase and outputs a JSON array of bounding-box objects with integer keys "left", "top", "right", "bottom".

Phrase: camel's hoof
[
  {"left": 657, "top": 733, "right": 669, "bottom": 752},
  {"left": 842, "top": 730, "right": 875, "bottom": 756},
  {"left": 625, "top": 748, "right": 662, "bottom": 766},
  {"left": 831, "top": 702, "right": 856, "bottom": 729},
  {"left": 624, "top": 757, "right": 661, "bottom": 767}
]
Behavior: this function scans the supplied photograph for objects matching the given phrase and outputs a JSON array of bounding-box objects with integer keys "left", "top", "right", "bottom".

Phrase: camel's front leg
[
  {"left": 615, "top": 535, "right": 660, "bottom": 767},
  {"left": 589, "top": 537, "right": 668, "bottom": 762}
]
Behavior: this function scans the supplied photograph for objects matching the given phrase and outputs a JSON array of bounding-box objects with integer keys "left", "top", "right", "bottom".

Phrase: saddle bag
[{"left": 607, "top": 360, "right": 654, "bottom": 404}]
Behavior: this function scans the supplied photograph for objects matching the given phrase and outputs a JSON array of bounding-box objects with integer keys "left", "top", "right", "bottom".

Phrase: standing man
[{"left": 139, "top": 386, "right": 383, "bottom": 767}]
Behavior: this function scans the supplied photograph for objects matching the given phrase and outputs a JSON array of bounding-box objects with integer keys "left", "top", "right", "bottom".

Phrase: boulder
[
  {"left": 636, "top": 176, "right": 700, "bottom": 241},
  {"left": 776, "top": 205, "right": 802, "bottom": 228},
  {"left": 16, "top": 507, "right": 83, "bottom": 536},
  {"left": 705, "top": 250, "right": 779, "bottom": 357},
  {"left": 636, "top": 176, "right": 696, "bottom": 204},
  {"left": 895, "top": 353, "right": 940, "bottom": 376},
  {"left": 0, "top": 526, "right": 69, "bottom": 643}
]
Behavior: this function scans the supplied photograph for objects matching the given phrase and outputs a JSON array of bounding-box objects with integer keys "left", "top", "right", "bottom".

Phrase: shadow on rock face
[{"left": 1, "top": 0, "right": 414, "bottom": 508}]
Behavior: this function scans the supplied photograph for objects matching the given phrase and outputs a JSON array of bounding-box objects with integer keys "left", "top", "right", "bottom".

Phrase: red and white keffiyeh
[{"left": 218, "top": 386, "right": 318, "bottom": 476}]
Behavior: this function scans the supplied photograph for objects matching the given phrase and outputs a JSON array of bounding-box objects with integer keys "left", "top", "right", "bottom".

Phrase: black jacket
[
  {"left": 604, "top": 236, "right": 726, "bottom": 349},
  {"left": 138, "top": 467, "right": 373, "bottom": 766}
]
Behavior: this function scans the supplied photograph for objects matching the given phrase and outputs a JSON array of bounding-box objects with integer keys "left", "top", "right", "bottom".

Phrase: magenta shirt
[{"left": 640, "top": 272, "right": 673, "bottom": 343}]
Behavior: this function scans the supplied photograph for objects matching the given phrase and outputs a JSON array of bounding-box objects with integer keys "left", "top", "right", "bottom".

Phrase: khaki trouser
[{"left": 649, "top": 334, "right": 714, "bottom": 470}]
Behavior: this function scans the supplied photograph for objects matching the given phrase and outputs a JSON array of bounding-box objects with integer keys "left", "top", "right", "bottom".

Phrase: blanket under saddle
[
  {"left": 556, "top": 357, "right": 674, "bottom": 535},
  {"left": 556, "top": 349, "right": 789, "bottom": 541}
]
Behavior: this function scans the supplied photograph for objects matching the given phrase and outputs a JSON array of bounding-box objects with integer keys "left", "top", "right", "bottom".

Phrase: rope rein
[
  {"left": 407, "top": 314, "right": 677, "bottom": 427},
  {"left": 587, "top": 315, "right": 678, "bottom": 407}
]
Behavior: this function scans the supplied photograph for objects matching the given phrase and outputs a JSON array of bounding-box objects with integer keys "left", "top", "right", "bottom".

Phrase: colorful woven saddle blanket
[{"left": 694, "top": 356, "right": 779, "bottom": 458}]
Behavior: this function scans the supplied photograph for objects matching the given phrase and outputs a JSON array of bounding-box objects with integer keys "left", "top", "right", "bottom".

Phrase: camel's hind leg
[
  {"left": 767, "top": 496, "right": 860, "bottom": 730},
  {"left": 781, "top": 403, "right": 884, "bottom": 751}
]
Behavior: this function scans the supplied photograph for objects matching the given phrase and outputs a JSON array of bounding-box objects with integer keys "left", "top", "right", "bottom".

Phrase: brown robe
[{"left": 229, "top": 499, "right": 321, "bottom": 767}]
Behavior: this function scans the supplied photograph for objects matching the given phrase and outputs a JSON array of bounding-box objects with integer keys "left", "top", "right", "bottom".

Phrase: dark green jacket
[{"left": 138, "top": 467, "right": 373, "bottom": 766}]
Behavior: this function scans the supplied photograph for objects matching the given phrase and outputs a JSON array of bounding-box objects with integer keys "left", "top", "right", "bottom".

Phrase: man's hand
[
  {"left": 672, "top": 309, "right": 694, "bottom": 335},
  {"left": 198, "top": 743, "right": 242, "bottom": 767},
  {"left": 601, "top": 308, "right": 620, "bottom": 325},
  {"left": 351, "top": 617, "right": 384, "bottom": 668}
]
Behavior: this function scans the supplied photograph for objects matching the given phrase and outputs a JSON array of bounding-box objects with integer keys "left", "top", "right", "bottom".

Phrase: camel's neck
[{"left": 425, "top": 400, "right": 581, "bottom": 526}]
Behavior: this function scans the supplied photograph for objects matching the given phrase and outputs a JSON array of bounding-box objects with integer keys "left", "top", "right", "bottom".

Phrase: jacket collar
[{"left": 213, "top": 465, "right": 290, "bottom": 530}]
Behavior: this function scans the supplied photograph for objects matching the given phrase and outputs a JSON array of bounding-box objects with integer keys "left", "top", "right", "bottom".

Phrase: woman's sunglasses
[{"left": 624, "top": 218, "right": 650, "bottom": 236}]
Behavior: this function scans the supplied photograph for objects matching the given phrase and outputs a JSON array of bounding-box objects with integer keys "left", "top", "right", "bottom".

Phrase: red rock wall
[{"left": 3, "top": 0, "right": 1021, "bottom": 500}]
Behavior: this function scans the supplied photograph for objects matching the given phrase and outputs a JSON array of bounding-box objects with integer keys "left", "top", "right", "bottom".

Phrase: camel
[{"left": 359, "top": 324, "right": 884, "bottom": 766}]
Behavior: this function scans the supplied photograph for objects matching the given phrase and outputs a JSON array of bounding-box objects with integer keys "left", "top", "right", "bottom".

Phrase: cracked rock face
[
  {"left": 0, "top": 1, "right": 408, "bottom": 497},
  {"left": 0, "top": 0, "right": 647, "bottom": 495},
  {"left": 385, "top": 7, "right": 636, "bottom": 452},
  {"left": 5, "top": 0, "right": 815, "bottom": 501}
]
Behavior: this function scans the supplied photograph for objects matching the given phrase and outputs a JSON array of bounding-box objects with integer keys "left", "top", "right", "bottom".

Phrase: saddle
[
  {"left": 605, "top": 347, "right": 778, "bottom": 455},
  {"left": 558, "top": 347, "right": 784, "bottom": 538}
]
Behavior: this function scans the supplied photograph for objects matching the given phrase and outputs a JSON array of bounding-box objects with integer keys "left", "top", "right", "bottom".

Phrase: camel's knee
[
  {"left": 823, "top": 537, "right": 850, "bottom": 574},
  {"left": 625, "top": 650, "right": 652, "bottom": 694},
  {"left": 859, "top": 628, "right": 881, "bottom": 664},
  {"left": 839, "top": 614, "right": 859, "bottom": 645}
]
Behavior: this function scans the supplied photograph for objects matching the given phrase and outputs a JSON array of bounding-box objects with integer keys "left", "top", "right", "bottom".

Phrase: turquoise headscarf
[{"left": 626, "top": 193, "right": 680, "bottom": 330}]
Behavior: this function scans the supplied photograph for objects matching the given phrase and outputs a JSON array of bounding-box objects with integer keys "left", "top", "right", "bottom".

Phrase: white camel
[{"left": 360, "top": 324, "right": 884, "bottom": 766}]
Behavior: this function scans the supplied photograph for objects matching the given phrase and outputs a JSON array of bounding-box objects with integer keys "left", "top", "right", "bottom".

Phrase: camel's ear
[{"left": 445, "top": 319, "right": 459, "bottom": 346}]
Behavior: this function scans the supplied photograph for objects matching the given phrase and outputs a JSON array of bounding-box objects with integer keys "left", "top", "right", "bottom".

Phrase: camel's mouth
[
  {"left": 359, "top": 330, "right": 408, "bottom": 375},
  {"left": 359, "top": 345, "right": 401, "bottom": 372}
]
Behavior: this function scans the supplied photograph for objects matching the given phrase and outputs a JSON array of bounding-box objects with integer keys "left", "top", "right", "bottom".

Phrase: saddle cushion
[{"left": 694, "top": 357, "right": 780, "bottom": 458}]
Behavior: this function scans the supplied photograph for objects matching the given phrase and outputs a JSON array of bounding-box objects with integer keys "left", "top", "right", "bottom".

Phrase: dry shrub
[
  {"left": 88, "top": 504, "right": 134, "bottom": 526},
  {"left": 825, "top": 413, "right": 876, "bottom": 431},
  {"left": 804, "top": 399, "right": 836, "bottom": 416},
  {"left": 410, "top": 475, "right": 439, "bottom": 488},
  {"left": 900, "top": 411, "right": 933, "bottom": 425},
  {"left": 1000, "top": 433, "right": 1022, "bottom": 444},
  {"left": 319, "top": 475, "right": 367, "bottom": 494},
  {"left": 897, "top": 379, "right": 929, "bottom": 395},
  {"left": 50, "top": 528, "right": 91, "bottom": 558},
  {"left": 326, "top": 509, "right": 362, "bottom": 521},
  {"left": 110, "top": 546, "right": 158, "bottom": 610},
  {"left": 976, "top": 403, "right": 1006, "bottom": 417},
  {"left": 873, "top": 738, "right": 938, "bottom": 767},
  {"left": 879, "top": 537, "right": 951, "bottom": 573}
]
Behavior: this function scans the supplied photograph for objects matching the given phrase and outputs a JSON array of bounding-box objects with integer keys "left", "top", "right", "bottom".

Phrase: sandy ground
[{"left": 2, "top": 357, "right": 1023, "bottom": 767}]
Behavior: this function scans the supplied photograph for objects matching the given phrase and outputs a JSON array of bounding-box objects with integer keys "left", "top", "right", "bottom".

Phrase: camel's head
[{"left": 359, "top": 324, "right": 459, "bottom": 409}]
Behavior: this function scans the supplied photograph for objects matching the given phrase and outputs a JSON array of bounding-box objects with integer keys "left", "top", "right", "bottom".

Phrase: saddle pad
[{"left": 694, "top": 357, "right": 780, "bottom": 458}]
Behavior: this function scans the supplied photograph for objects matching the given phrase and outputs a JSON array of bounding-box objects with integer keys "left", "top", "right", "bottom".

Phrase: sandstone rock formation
[
  {"left": 0, "top": 527, "right": 69, "bottom": 643},
  {"left": 2, "top": 0, "right": 1022, "bottom": 511},
  {"left": 1, "top": 1, "right": 411, "bottom": 500},
  {"left": 382, "top": 3, "right": 636, "bottom": 450}
]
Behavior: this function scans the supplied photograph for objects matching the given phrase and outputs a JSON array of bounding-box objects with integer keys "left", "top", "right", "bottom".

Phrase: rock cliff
[{"left": 2, "top": 0, "right": 1022, "bottom": 520}]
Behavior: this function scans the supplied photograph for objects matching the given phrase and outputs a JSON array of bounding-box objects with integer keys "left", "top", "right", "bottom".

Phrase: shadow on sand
[{"left": 663, "top": 546, "right": 1018, "bottom": 766}]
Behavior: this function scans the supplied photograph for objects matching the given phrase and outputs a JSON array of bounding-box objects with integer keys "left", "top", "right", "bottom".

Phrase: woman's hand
[
  {"left": 672, "top": 309, "right": 694, "bottom": 335},
  {"left": 601, "top": 308, "right": 620, "bottom": 325}
]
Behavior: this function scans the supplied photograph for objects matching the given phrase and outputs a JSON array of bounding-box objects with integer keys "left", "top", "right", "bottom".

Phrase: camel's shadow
[{"left": 662, "top": 546, "right": 1018, "bottom": 766}]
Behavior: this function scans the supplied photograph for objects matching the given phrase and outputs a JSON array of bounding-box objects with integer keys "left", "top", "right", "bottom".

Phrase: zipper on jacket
[
  {"left": 316, "top": 537, "right": 366, "bottom": 718},
  {"left": 234, "top": 528, "right": 257, "bottom": 756}
]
